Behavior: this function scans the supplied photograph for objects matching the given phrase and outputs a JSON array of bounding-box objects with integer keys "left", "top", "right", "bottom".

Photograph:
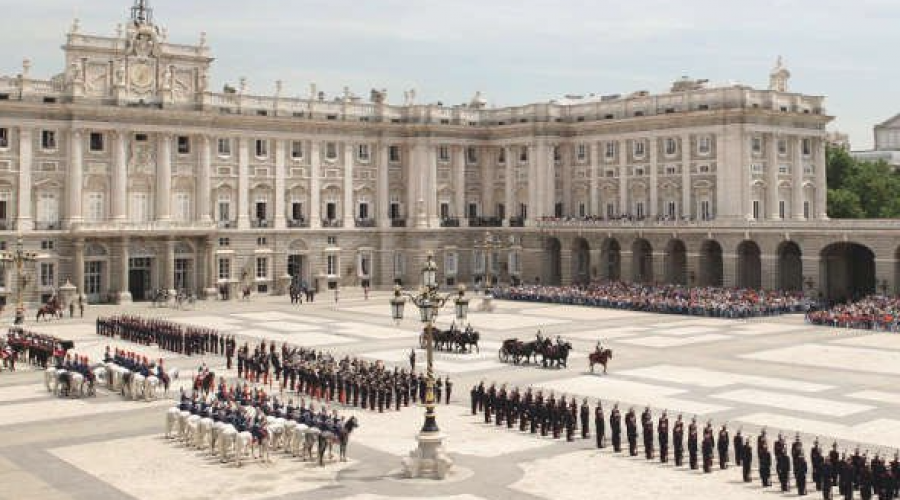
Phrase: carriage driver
[{"left": 595, "top": 340, "right": 605, "bottom": 354}]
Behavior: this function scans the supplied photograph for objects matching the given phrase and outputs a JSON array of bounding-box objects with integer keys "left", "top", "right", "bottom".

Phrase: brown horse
[
  {"left": 36, "top": 303, "right": 63, "bottom": 322},
  {"left": 589, "top": 349, "right": 613, "bottom": 374}
]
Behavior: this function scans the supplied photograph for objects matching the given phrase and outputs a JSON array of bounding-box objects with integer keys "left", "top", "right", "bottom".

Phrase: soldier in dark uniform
[
  {"left": 495, "top": 385, "right": 507, "bottom": 427},
  {"left": 742, "top": 437, "right": 753, "bottom": 482},
  {"left": 470, "top": 384, "right": 478, "bottom": 415},
  {"left": 717, "top": 424, "right": 730, "bottom": 470},
  {"left": 778, "top": 446, "right": 792, "bottom": 492},
  {"left": 626, "top": 407, "right": 638, "bottom": 456},
  {"left": 534, "top": 391, "right": 544, "bottom": 435},
  {"left": 821, "top": 452, "right": 834, "bottom": 500},
  {"left": 594, "top": 401, "right": 605, "bottom": 448},
  {"left": 445, "top": 376, "right": 452, "bottom": 405},
  {"left": 641, "top": 406, "right": 654, "bottom": 460},
  {"left": 485, "top": 384, "right": 495, "bottom": 424},
  {"left": 673, "top": 414, "right": 684, "bottom": 466},
  {"left": 521, "top": 388, "right": 532, "bottom": 432},
  {"left": 476, "top": 381, "right": 485, "bottom": 412},
  {"left": 610, "top": 404, "right": 621, "bottom": 452},
  {"left": 580, "top": 398, "right": 590, "bottom": 440},
  {"left": 889, "top": 452, "right": 899, "bottom": 500},
  {"left": 734, "top": 427, "right": 743, "bottom": 466},
  {"left": 812, "top": 439, "right": 824, "bottom": 492},
  {"left": 702, "top": 426, "right": 714, "bottom": 473},
  {"left": 435, "top": 377, "right": 443, "bottom": 405},
  {"left": 760, "top": 442, "right": 773, "bottom": 487},
  {"left": 688, "top": 417, "right": 699, "bottom": 470},
  {"left": 658, "top": 411, "right": 669, "bottom": 463},
  {"left": 797, "top": 450, "right": 809, "bottom": 496},
  {"left": 859, "top": 458, "right": 873, "bottom": 500},
  {"left": 565, "top": 407, "right": 575, "bottom": 442}
]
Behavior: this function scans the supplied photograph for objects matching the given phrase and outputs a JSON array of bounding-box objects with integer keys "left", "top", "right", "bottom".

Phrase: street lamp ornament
[
  {"left": 1, "top": 236, "right": 40, "bottom": 325},
  {"left": 390, "top": 251, "right": 469, "bottom": 479}
]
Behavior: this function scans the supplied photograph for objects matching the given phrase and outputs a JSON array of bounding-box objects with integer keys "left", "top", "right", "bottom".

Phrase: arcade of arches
[{"left": 537, "top": 233, "right": 895, "bottom": 302}]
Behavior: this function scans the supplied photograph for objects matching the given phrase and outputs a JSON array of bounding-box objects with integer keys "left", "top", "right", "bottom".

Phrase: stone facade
[{"left": 5, "top": 3, "right": 888, "bottom": 307}]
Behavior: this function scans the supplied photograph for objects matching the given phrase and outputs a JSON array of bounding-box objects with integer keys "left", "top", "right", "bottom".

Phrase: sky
[{"left": 0, "top": 0, "right": 897, "bottom": 149}]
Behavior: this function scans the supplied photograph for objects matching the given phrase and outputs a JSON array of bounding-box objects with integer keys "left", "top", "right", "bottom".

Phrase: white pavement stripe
[
  {"left": 331, "top": 322, "right": 416, "bottom": 339},
  {"left": 832, "top": 335, "right": 900, "bottom": 351},
  {"left": 735, "top": 413, "right": 900, "bottom": 449},
  {"left": 519, "top": 306, "right": 638, "bottom": 320},
  {"left": 731, "top": 323, "right": 806, "bottom": 335},
  {"left": 232, "top": 311, "right": 334, "bottom": 323},
  {"left": 0, "top": 398, "right": 172, "bottom": 427},
  {"left": 655, "top": 326, "right": 719, "bottom": 336},
  {"left": 742, "top": 345, "right": 900, "bottom": 375},
  {"left": 532, "top": 376, "right": 730, "bottom": 415},
  {"left": 236, "top": 329, "right": 355, "bottom": 346},
  {"left": 618, "top": 334, "right": 730, "bottom": 348},
  {"left": 712, "top": 389, "right": 874, "bottom": 417},
  {"left": 847, "top": 390, "right": 900, "bottom": 406},
  {"left": 618, "top": 365, "right": 832, "bottom": 392},
  {"left": 258, "top": 321, "right": 322, "bottom": 333},
  {"left": 0, "top": 384, "right": 52, "bottom": 403}
]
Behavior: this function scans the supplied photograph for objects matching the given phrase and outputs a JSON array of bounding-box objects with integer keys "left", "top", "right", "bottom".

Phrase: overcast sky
[{"left": 0, "top": 0, "right": 897, "bottom": 149}]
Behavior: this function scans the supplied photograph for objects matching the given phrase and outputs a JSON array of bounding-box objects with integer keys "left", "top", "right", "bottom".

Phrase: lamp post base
[{"left": 401, "top": 431, "right": 453, "bottom": 480}]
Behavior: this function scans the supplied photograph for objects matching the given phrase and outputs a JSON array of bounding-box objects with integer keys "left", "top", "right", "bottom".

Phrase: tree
[
  {"left": 827, "top": 145, "right": 900, "bottom": 218},
  {"left": 827, "top": 189, "right": 864, "bottom": 219}
]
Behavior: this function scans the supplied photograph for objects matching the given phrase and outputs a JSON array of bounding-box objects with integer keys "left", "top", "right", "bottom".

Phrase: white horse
[
  {"left": 44, "top": 367, "right": 57, "bottom": 392},
  {"left": 130, "top": 373, "right": 146, "bottom": 401},
  {"left": 165, "top": 406, "right": 181, "bottom": 439},
  {"left": 143, "top": 376, "right": 160, "bottom": 402},
  {"left": 303, "top": 427, "right": 320, "bottom": 462}
]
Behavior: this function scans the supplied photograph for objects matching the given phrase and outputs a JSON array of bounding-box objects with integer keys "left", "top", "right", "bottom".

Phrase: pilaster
[
  {"left": 274, "top": 139, "right": 286, "bottom": 229},
  {"left": 112, "top": 130, "right": 129, "bottom": 221},
  {"left": 237, "top": 137, "right": 250, "bottom": 229},
  {"left": 309, "top": 141, "right": 321, "bottom": 228},
  {"left": 16, "top": 128, "right": 33, "bottom": 231},
  {"left": 156, "top": 133, "right": 172, "bottom": 221},
  {"left": 343, "top": 141, "right": 354, "bottom": 227},
  {"left": 66, "top": 129, "right": 84, "bottom": 227},
  {"left": 197, "top": 135, "right": 212, "bottom": 223}
]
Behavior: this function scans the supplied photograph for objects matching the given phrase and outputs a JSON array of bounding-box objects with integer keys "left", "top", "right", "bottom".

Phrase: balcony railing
[
  {"left": 355, "top": 219, "right": 376, "bottom": 228},
  {"left": 287, "top": 218, "right": 309, "bottom": 228},
  {"left": 251, "top": 219, "right": 271, "bottom": 229},
  {"left": 0, "top": 220, "right": 10, "bottom": 231},
  {"left": 391, "top": 219, "right": 407, "bottom": 228},
  {"left": 469, "top": 217, "right": 503, "bottom": 228},
  {"left": 34, "top": 222, "right": 62, "bottom": 231},
  {"left": 217, "top": 220, "right": 235, "bottom": 229},
  {"left": 509, "top": 217, "right": 525, "bottom": 227},
  {"left": 440, "top": 218, "right": 460, "bottom": 228},
  {"left": 322, "top": 219, "right": 344, "bottom": 228}
]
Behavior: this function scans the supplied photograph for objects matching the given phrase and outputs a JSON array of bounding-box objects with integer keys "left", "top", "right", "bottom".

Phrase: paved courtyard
[{"left": 1, "top": 291, "right": 899, "bottom": 500}]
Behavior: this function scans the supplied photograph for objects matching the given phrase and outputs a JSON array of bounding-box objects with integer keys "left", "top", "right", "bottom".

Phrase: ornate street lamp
[
  {"left": 0, "top": 235, "right": 40, "bottom": 325},
  {"left": 391, "top": 252, "right": 468, "bottom": 479},
  {"left": 474, "top": 231, "right": 511, "bottom": 312}
]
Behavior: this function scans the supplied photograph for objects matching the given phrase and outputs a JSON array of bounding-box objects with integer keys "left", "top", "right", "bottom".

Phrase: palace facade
[{"left": 2, "top": 2, "right": 893, "bottom": 306}]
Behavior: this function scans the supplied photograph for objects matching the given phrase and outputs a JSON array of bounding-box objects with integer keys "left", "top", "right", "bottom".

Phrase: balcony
[
  {"left": 35, "top": 222, "right": 62, "bottom": 231},
  {"left": 391, "top": 219, "right": 407, "bottom": 228},
  {"left": 468, "top": 217, "right": 503, "bottom": 228},
  {"left": 287, "top": 218, "right": 309, "bottom": 228},
  {"left": 251, "top": 219, "right": 271, "bottom": 229},
  {"left": 217, "top": 220, "right": 235, "bottom": 229},
  {"left": 355, "top": 219, "right": 376, "bottom": 228},
  {"left": 509, "top": 217, "right": 525, "bottom": 227},
  {"left": 440, "top": 218, "right": 460, "bottom": 228},
  {"left": 0, "top": 220, "right": 9, "bottom": 231},
  {"left": 322, "top": 219, "right": 344, "bottom": 228}
]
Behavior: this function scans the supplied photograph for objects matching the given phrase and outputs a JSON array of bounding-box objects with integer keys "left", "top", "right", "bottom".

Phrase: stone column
[
  {"left": 680, "top": 134, "right": 691, "bottom": 219},
  {"left": 767, "top": 132, "right": 780, "bottom": 219},
  {"left": 237, "top": 137, "right": 250, "bottom": 229},
  {"left": 274, "top": 138, "right": 286, "bottom": 229},
  {"left": 481, "top": 146, "right": 494, "bottom": 219},
  {"left": 792, "top": 136, "right": 805, "bottom": 220},
  {"left": 455, "top": 145, "right": 467, "bottom": 227},
  {"left": 377, "top": 142, "right": 390, "bottom": 228},
  {"left": 343, "top": 141, "right": 355, "bottom": 227},
  {"left": 17, "top": 127, "right": 33, "bottom": 231},
  {"left": 815, "top": 138, "right": 828, "bottom": 219},
  {"left": 426, "top": 144, "right": 438, "bottom": 227},
  {"left": 536, "top": 140, "right": 550, "bottom": 218},
  {"left": 197, "top": 135, "right": 212, "bottom": 223},
  {"left": 504, "top": 145, "right": 515, "bottom": 225},
  {"left": 526, "top": 143, "right": 537, "bottom": 224},
  {"left": 309, "top": 141, "right": 321, "bottom": 228},
  {"left": 589, "top": 142, "right": 600, "bottom": 216},
  {"left": 118, "top": 237, "right": 132, "bottom": 303},
  {"left": 165, "top": 238, "right": 176, "bottom": 294},
  {"left": 156, "top": 134, "right": 172, "bottom": 221},
  {"left": 618, "top": 140, "right": 628, "bottom": 216},
  {"left": 560, "top": 144, "right": 573, "bottom": 216},
  {"left": 409, "top": 142, "right": 423, "bottom": 227},
  {"left": 649, "top": 137, "right": 659, "bottom": 218},
  {"left": 112, "top": 130, "right": 128, "bottom": 221},
  {"left": 204, "top": 237, "right": 218, "bottom": 299},
  {"left": 67, "top": 129, "right": 84, "bottom": 227},
  {"left": 73, "top": 239, "right": 85, "bottom": 298}
]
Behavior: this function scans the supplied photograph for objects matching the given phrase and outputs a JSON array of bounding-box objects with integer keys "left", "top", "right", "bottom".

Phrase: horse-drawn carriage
[
  {"left": 419, "top": 324, "right": 480, "bottom": 353},
  {"left": 151, "top": 289, "right": 196, "bottom": 309},
  {"left": 498, "top": 334, "right": 572, "bottom": 368}
]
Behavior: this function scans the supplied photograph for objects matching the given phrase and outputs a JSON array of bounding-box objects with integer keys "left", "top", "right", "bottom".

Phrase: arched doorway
[
  {"left": 632, "top": 239, "right": 653, "bottom": 284},
  {"left": 600, "top": 238, "right": 621, "bottom": 281},
  {"left": 572, "top": 238, "right": 591, "bottom": 285},
  {"left": 698, "top": 240, "right": 723, "bottom": 287},
  {"left": 736, "top": 241, "right": 762, "bottom": 289},
  {"left": 664, "top": 239, "right": 687, "bottom": 285},
  {"left": 544, "top": 237, "right": 562, "bottom": 286},
  {"left": 820, "top": 243, "right": 875, "bottom": 302},
  {"left": 777, "top": 242, "right": 803, "bottom": 291}
]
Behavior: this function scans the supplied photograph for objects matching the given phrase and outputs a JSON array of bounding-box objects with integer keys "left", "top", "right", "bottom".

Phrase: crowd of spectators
[
  {"left": 805, "top": 295, "right": 900, "bottom": 332},
  {"left": 495, "top": 282, "right": 810, "bottom": 318}
]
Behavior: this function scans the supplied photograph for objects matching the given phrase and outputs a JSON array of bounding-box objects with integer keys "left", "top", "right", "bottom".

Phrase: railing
[
  {"left": 0, "top": 220, "right": 9, "bottom": 231},
  {"left": 440, "top": 218, "right": 460, "bottom": 228},
  {"left": 217, "top": 220, "right": 235, "bottom": 229},
  {"left": 509, "top": 217, "right": 525, "bottom": 228},
  {"left": 71, "top": 221, "right": 216, "bottom": 232},
  {"left": 391, "top": 219, "right": 407, "bottom": 228},
  {"left": 287, "top": 219, "right": 309, "bottom": 228},
  {"left": 322, "top": 219, "right": 344, "bottom": 228},
  {"left": 469, "top": 217, "right": 503, "bottom": 228},
  {"left": 34, "top": 222, "right": 61, "bottom": 231},
  {"left": 355, "top": 219, "right": 376, "bottom": 228},
  {"left": 251, "top": 219, "right": 270, "bottom": 229}
]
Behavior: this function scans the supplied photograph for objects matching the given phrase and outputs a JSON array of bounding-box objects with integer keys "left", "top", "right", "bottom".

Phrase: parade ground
[{"left": 2, "top": 291, "right": 899, "bottom": 500}]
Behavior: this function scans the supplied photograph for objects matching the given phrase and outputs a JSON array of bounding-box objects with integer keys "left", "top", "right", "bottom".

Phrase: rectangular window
[
  {"left": 802, "top": 139, "right": 812, "bottom": 156},
  {"left": 390, "top": 202, "right": 400, "bottom": 219},
  {"left": 498, "top": 149, "right": 506, "bottom": 164},
  {"left": 553, "top": 146, "right": 561, "bottom": 162},
  {"left": 666, "top": 201, "right": 676, "bottom": 218},
  {"left": 779, "top": 200, "right": 786, "bottom": 219},
  {"left": 218, "top": 238, "right": 230, "bottom": 247},
  {"left": 751, "top": 163, "right": 763, "bottom": 174},
  {"left": 37, "top": 192, "right": 59, "bottom": 223},
  {"left": 40, "top": 263, "right": 55, "bottom": 288},
  {"left": 467, "top": 147, "right": 477, "bottom": 164},
  {"left": 665, "top": 138, "right": 677, "bottom": 155},
  {"left": 606, "top": 203, "right": 615, "bottom": 218},
  {"left": 520, "top": 146, "right": 528, "bottom": 163},
  {"left": 444, "top": 253, "right": 458, "bottom": 276},
  {"left": 440, "top": 202, "right": 450, "bottom": 219},
  {"left": 751, "top": 137, "right": 762, "bottom": 154},
  {"left": 89, "top": 132, "right": 104, "bottom": 152},
  {"left": 605, "top": 142, "right": 616, "bottom": 159},
  {"left": 255, "top": 202, "right": 267, "bottom": 221},
  {"left": 130, "top": 193, "right": 150, "bottom": 222},
  {"left": 177, "top": 136, "right": 191, "bottom": 155},
  {"left": 578, "top": 203, "right": 586, "bottom": 217},
  {"left": 467, "top": 203, "right": 478, "bottom": 219},
  {"left": 325, "top": 142, "right": 337, "bottom": 160},
  {"left": 698, "top": 136, "right": 711, "bottom": 155},
  {"left": 577, "top": 143, "right": 587, "bottom": 161},
  {"left": 804, "top": 201, "right": 810, "bottom": 219},
  {"left": 217, "top": 138, "right": 232, "bottom": 157},
  {"left": 357, "top": 144, "right": 370, "bottom": 161},
  {"left": 218, "top": 258, "right": 231, "bottom": 281},
  {"left": 291, "top": 202, "right": 304, "bottom": 221},
  {"left": 779, "top": 164, "right": 789, "bottom": 174},
  {"left": 438, "top": 145, "right": 450, "bottom": 162},
  {"left": 255, "top": 139, "right": 268, "bottom": 158},
  {"left": 87, "top": 193, "right": 104, "bottom": 222},
  {"left": 218, "top": 200, "right": 231, "bottom": 222},
  {"left": 41, "top": 130, "right": 57, "bottom": 150},
  {"left": 635, "top": 202, "right": 645, "bottom": 219},
  {"left": 778, "top": 139, "right": 787, "bottom": 155},
  {"left": 0, "top": 128, "right": 8, "bottom": 149},
  {"left": 498, "top": 203, "right": 505, "bottom": 220},
  {"left": 393, "top": 252, "right": 405, "bottom": 279},
  {"left": 326, "top": 255, "right": 337, "bottom": 275},
  {"left": 701, "top": 200, "right": 711, "bottom": 220},
  {"left": 389, "top": 145, "right": 401, "bottom": 162},
  {"left": 633, "top": 140, "right": 645, "bottom": 158},
  {"left": 358, "top": 202, "right": 369, "bottom": 220},
  {"left": 752, "top": 200, "right": 760, "bottom": 220},
  {"left": 326, "top": 202, "right": 337, "bottom": 220},
  {"left": 175, "top": 192, "right": 192, "bottom": 221},
  {"left": 291, "top": 140, "right": 303, "bottom": 159},
  {"left": 256, "top": 257, "right": 268, "bottom": 279}
]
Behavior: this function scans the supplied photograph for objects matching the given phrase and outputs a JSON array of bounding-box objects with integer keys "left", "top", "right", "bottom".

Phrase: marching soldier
[
  {"left": 641, "top": 406, "right": 654, "bottom": 460},
  {"left": 702, "top": 426, "right": 714, "bottom": 473},
  {"left": 734, "top": 427, "right": 743, "bottom": 466},
  {"left": 658, "top": 411, "right": 669, "bottom": 463},
  {"left": 445, "top": 376, "right": 452, "bottom": 405},
  {"left": 688, "top": 417, "right": 699, "bottom": 470},
  {"left": 811, "top": 438, "right": 824, "bottom": 492},
  {"left": 778, "top": 446, "right": 792, "bottom": 492},
  {"left": 760, "top": 441, "right": 773, "bottom": 487},
  {"left": 594, "top": 401, "right": 605, "bottom": 448},
  {"left": 610, "top": 404, "right": 621, "bottom": 452},
  {"left": 797, "top": 450, "right": 809, "bottom": 496},
  {"left": 626, "top": 407, "right": 638, "bottom": 457},
  {"left": 718, "top": 424, "right": 730, "bottom": 470},
  {"left": 673, "top": 414, "right": 684, "bottom": 467},
  {"left": 742, "top": 437, "right": 753, "bottom": 483},
  {"left": 580, "top": 398, "right": 590, "bottom": 440},
  {"left": 820, "top": 451, "right": 834, "bottom": 500}
]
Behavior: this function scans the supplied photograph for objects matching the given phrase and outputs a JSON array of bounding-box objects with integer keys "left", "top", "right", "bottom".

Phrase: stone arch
[
  {"left": 84, "top": 242, "right": 109, "bottom": 257},
  {"left": 698, "top": 240, "right": 724, "bottom": 287},
  {"left": 664, "top": 239, "right": 687, "bottom": 285},
  {"left": 631, "top": 239, "right": 653, "bottom": 283},
  {"left": 571, "top": 238, "right": 590, "bottom": 285},
  {"left": 736, "top": 241, "right": 762, "bottom": 289},
  {"left": 820, "top": 242, "right": 875, "bottom": 302},
  {"left": 544, "top": 237, "right": 562, "bottom": 286},
  {"left": 777, "top": 241, "right": 803, "bottom": 291},
  {"left": 288, "top": 239, "right": 309, "bottom": 252},
  {"left": 600, "top": 238, "right": 621, "bottom": 281}
]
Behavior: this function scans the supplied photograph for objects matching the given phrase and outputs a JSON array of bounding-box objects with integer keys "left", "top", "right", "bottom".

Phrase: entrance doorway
[
  {"left": 129, "top": 257, "right": 152, "bottom": 301},
  {"left": 288, "top": 255, "right": 307, "bottom": 284},
  {"left": 174, "top": 258, "right": 192, "bottom": 292}
]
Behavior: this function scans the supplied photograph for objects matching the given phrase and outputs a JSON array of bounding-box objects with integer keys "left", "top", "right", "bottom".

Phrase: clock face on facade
[{"left": 130, "top": 62, "right": 152, "bottom": 88}]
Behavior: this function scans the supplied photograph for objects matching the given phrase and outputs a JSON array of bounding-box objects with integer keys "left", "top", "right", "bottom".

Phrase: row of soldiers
[
  {"left": 97, "top": 316, "right": 231, "bottom": 356},
  {"left": 470, "top": 384, "right": 900, "bottom": 499},
  {"left": 6, "top": 328, "right": 69, "bottom": 368}
]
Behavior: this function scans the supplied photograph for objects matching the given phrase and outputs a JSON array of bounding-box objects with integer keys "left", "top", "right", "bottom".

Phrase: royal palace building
[{"left": 2, "top": 2, "right": 896, "bottom": 306}]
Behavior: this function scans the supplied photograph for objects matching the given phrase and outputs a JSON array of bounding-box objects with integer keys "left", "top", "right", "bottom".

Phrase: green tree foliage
[{"left": 826, "top": 146, "right": 900, "bottom": 218}]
